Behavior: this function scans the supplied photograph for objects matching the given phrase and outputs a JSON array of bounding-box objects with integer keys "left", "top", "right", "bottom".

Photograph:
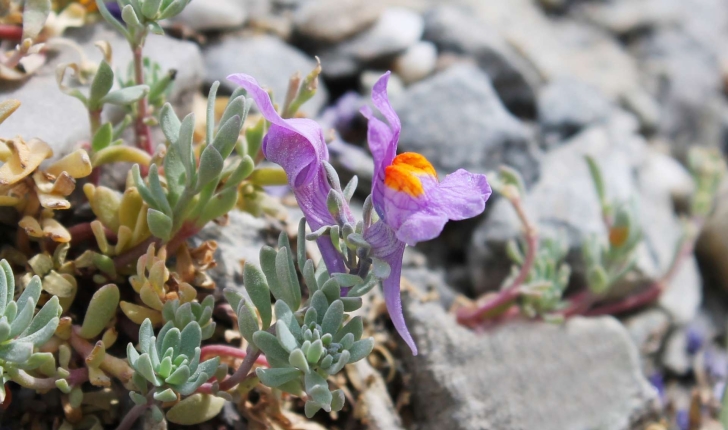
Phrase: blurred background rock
[{"left": 3, "top": 0, "right": 728, "bottom": 429}]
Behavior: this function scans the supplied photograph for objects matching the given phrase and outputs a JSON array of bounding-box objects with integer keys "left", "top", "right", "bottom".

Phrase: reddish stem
[
  {"left": 115, "top": 390, "right": 155, "bottom": 430},
  {"left": 133, "top": 47, "right": 154, "bottom": 155},
  {"left": 68, "top": 222, "right": 117, "bottom": 245},
  {"left": 0, "top": 25, "right": 22, "bottom": 41},
  {"left": 200, "top": 344, "right": 269, "bottom": 366},
  {"left": 583, "top": 284, "right": 663, "bottom": 317},
  {"left": 456, "top": 287, "right": 521, "bottom": 327},
  {"left": 456, "top": 195, "right": 538, "bottom": 326},
  {"left": 166, "top": 223, "right": 199, "bottom": 255},
  {"left": 113, "top": 236, "right": 161, "bottom": 271},
  {"left": 197, "top": 346, "right": 263, "bottom": 394},
  {"left": 566, "top": 220, "right": 700, "bottom": 317},
  {"left": 88, "top": 167, "right": 101, "bottom": 186}
]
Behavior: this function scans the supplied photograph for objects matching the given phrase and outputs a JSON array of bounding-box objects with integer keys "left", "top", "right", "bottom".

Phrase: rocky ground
[{"left": 3, "top": 0, "right": 728, "bottom": 429}]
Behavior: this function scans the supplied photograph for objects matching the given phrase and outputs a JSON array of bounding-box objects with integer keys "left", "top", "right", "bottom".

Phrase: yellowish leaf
[
  {"left": 178, "top": 282, "right": 197, "bottom": 303},
  {"left": 140, "top": 283, "right": 164, "bottom": 311},
  {"left": 42, "top": 270, "right": 76, "bottom": 298},
  {"left": 19, "top": 215, "right": 43, "bottom": 237},
  {"left": 0, "top": 100, "right": 20, "bottom": 125},
  {"left": 119, "top": 301, "right": 163, "bottom": 325},
  {"left": 0, "top": 138, "right": 52, "bottom": 185},
  {"left": 42, "top": 218, "right": 71, "bottom": 242},
  {"left": 46, "top": 149, "right": 92, "bottom": 178},
  {"left": 91, "top": 145, "right": 151, "bottom": 168}
]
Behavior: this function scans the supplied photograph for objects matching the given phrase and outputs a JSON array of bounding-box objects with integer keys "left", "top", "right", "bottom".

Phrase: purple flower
[
  {"left": 648, "top": 372, "right": 666, "bottom": 404},
  {"left": 104, "top": 2, "right": 122, "bottom": 21},
  {"left": 226, "top": 73, "right": 353, "bottom": 274},
  {"left": 676, "top": 410, "right": 688, "bottom": 430},
  {"left": 360, "top": 72, "right": 492, "bottom": 355}
]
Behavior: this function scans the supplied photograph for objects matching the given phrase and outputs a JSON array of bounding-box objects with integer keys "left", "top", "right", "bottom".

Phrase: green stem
[
  {"left": 69, "top": 327, "right": 134, "bottom": 384},
  {"left": 7, "top": 367, "right": 88, "bottom": 391}
]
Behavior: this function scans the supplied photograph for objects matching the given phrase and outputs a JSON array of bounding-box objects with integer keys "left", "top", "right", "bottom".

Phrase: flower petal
[
  {"left": 227, "top": 73, "right": 328, "bottom": 187},
  {"left": 360, "top": 72, "right": 400, "bottom": 218},
  {"left": 432, "top": 169, "right": 493, "bottom": 220},
  {"left": 385, "top": 170, "right": 492, "bottom": 246},
  {"left": 364, "top": 221, "right": 417, "bottom": 355},
  {"left": 228, "top": 73, "right": 350, "bottom": 272}
]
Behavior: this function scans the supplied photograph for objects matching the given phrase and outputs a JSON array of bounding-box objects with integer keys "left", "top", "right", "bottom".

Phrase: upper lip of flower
[
  {"left": 358, "top": 71, "right": 492, "bottom": 356},
  {"left": 226, "top": 73, "right": 353, "bottom": 274}
]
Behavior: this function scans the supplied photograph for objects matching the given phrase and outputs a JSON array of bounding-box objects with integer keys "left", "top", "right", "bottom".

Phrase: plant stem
[
  {"left": 115, "top": 390, "right": 156, "bottom": 430},
  {"left": 133, "top": 46, "right": 154, "bottom": 155},
  {"left": 456, "top": 195, "right": 538, "bottom": 326},
  {"left": 8, "top": 367, "right": 88, "bottom": 391},
  {"left": 196, "top": 346, "right": 262, "bottom": 394},
  {"left": 0, "top": 24, "right": 22, "bottom": 41},
  {"left": 200, "top": 345, "right": 269, "bottom": 366},
  {"left": 570, "top": 218, "right": 700, "bottom": 317},
  {"left": 89, "top": 109, "right": 102, "bottom": 136},
  {"left": 166, "top": 223, "right": 199, "bottom": 255},
  {"left": 68, "top": 222, "right": 117, "bottom": 245},
  {"left": 220, "top": 347, "right": 261, "bottom": 391},
  {"left": 113, "top": 236, "right": 161, "bottom": 271},
  {"left": 69, "top": 327, "right": 134, "bottom": 384}
]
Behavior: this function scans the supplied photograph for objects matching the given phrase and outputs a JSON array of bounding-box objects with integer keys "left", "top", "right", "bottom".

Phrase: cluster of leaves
[
  {"left": 138, "top": 83, "right": 253, "bottom": 243},
  {"left": 0, "top": 260, "right": 62, "bottom": 402},
  {"left": 0, "top": 0, "right": 386, "bottom": 428},
  {"left": 464, "top": 147, "right": 726, "bottom": 325},
  {"left": 0, "top": 0, "right": 88, "bottom": 80},
  {"left": 127, "top": 319, "right": 223, "bottom": 419},
  {"left": 581, "top": 156, "right": 643, "bottom": 296},
  {"left": 226, "top": 225, "right": 375, "bottom": 418}
]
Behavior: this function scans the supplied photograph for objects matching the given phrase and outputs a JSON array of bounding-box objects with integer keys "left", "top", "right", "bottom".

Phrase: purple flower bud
[{"left": 105, "top": 2, "right": 122, "bottom": 21}]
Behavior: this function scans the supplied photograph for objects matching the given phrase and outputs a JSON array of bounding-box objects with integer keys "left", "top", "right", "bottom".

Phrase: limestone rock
[{"left": 403, "top": 298, "right": 660, "bottom": 430}]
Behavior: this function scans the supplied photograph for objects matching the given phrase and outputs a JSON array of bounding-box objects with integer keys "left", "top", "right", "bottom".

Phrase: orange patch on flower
[
  {"left": 609, "top": 226, "right": 629, "bottom": 247},
  {"left": 78, "top": 0, "right": 98, "bottom": 12},
  {"left": 384, "top": 152, "right": 437, "bottom": 196}
]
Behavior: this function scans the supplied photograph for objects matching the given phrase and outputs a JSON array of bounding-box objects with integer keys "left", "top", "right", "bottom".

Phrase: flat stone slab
[{"left": 404, "top": 299, "right": 660, "bottom": 430}]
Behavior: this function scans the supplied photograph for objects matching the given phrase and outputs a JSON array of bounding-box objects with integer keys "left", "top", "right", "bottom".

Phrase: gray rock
[
  {"left": 318, "top": 7, "right": 424, "bottom": 78},
  {"left": 293, "top": 0, "right": 384, "bottom": 43},
  {"left": 401, "top": 248, "right": 458, "bottom": 309},
  {"left": 171, "top": 0, "right": 247, "bottom": 31},
  {"left": 0, "top": 23, "right": 203, "bottom": 158},
  {"left": 392, "top": 41, "right": 437, "bottom": 84},
  {"left": 574, "top": 0, "right": 681, "bottom": 35},
  {"left": 204, "top": 35, "right": 328, "bottom": 117},
  {"left": 633, "top": 28, "right": 724, "bottom": 158},
  {"left": 403, "top": 298, "right": 660, "bottom": 430},
  {"left": 537, "top": 78, "right": 613, "bottom": 144},
  {"left": 662, "top": 328, "right": 691, "bottom": 375},
  {"left": 346, "top": 360, "right": 405, "bottom": 430},
  {"left": 423, "top": 5, "right": 540, "bottom": 117},
  {"left": 468, "top": 111, "right": 701, "bottom": 323},
  {"left": 393, "top": 64, "right": 540, "bottom": 182},
  {"left": 453, "top": 0, "right": 658, "bottom": 128},
  {"left": 624, "top": 308, "right": 672, "bottom": 358},
  {"left": 194, "top": 210, "right": 269, "bottom": 295}
]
